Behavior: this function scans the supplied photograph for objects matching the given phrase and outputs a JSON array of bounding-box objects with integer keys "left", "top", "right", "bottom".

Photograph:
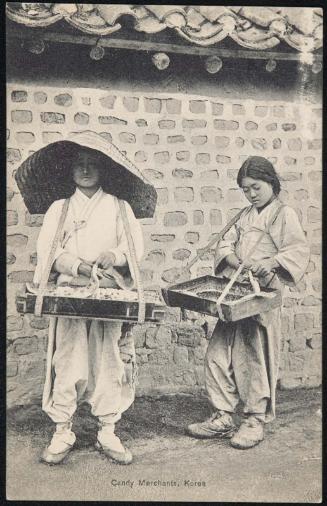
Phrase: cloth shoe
[
  {"left": 96, "top": 423, "right": 132, "bottom": 465},
  {"left": 186, "top": 410, "right": 236, "bottom": 439},
  {"left": 41, "top": 422, "right": 76, "bottom": 464},
  {"left": 230, "top": 415, "right": 264, "bottom": 449}
]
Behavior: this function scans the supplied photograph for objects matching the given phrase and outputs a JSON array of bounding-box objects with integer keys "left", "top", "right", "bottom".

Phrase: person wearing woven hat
[
  {"left": 16, "top": 131, "right": 154, "bottom": 465},
  {"left": 186, "top": 156, "right": 309, "bottom": 449}
]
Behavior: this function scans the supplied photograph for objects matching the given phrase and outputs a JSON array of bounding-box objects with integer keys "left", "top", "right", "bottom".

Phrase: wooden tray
[
  {"left": 16, "top": 286, "right": 167, "bottom": 323},
  {"left": 161, "top": 275, "right": 281, "bottom": 322}
]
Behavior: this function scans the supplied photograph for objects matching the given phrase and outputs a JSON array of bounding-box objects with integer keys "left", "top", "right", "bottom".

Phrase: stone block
[
  {"left": 193, "top": 210, "right": 204, "bottom": 225},
  {"left": 54, "top": 93, "right": 72, "bottom": 106},
  {"left": 216, "top": 155, "right": 231, "bottom": 164},
  {"left": 7, "top": 210, "right": 18, "bottom": 226},
  {"left": 154, "top": 151, "right": 170, "bottom": 164},
  {"left": 14, "top": 336, "right": 38, "bottom": 355},
  {"left": 284, "top": 156, "right": 296, "bottom": 165},
  {"left": 280, "top": 172, "right": 302, "bottom": 181},
  {"left": 98, "top": 116, "right": 127, "bottom": 125},
  {"left": 11, "top": 110, "right": 32, "bottom": 123},
  {"left": 99, "top": 95, "right": 116, "bottom": 109},
  {"left": 123, "top": 96, "right": 139, "bottom": 112},
  {"left": 146, "top": 250, "right": 165, "bottom": 265},
  {"left": 273, "top": 138, "right": 281, "bottom": 149},
  {"left": 166, "top": 98, "right": 181, "bottom": 114},
  {"left": 191, "top": 135, "right": 207, "bottom": 145},
  {"left": 144, "top": 98, "right": 162, "bottom": 113},
  {"left": 251, "top": 138, "right": 267, "bottom": 150},
  {"left": 99, "top": 132, "right": 112, "bottom": 143},
  {"left": 143, "top": 169, "right": 163, "bottom": 180},
  {"left": 304, "top": 157, "right": 315, "bottom": 166},
  {"left": 143, "top": 134, "right": 159, "bottom": 145},
  {"left": 214, "top": 136, "right": 230, "bottom": 148},
  {"left": 200, "top": 170, "right": 219, "bottom": 182},
  {"left": 7, "top": 271, "right": 34, "bottom": 283},
  {"left": 185, "top": 232, "right": 199, "bottom": 244},
  {"left": 7, "top": 362, "right": 18, "bottom": 377},
  {"left": 7, "top": 315, "right": 24, "bottom": 332},
  {"left": 74, "top": 112, "right": 89, "bottom": 125},
  {"left": 245, "top": 121, "right": 258, "bottom": 130},
  {"left": 232, "top": 104, "right": 245, "bottom": 115},
  {"left": 211, "top": 102, "right": 224, "bottom": 115},
  {"left": 172, "top": 249, "right": 191, "bottom": 261},
  {"left": 255, "top": 106, "right": 268, "bottom": 117},
  {"left": 40, "top": 112, "right": 65, "bottom": 124},
  {"left": 25, "top": 212, "right": 44, "bottom": 227},
  {"left": 7, "top": 234, "right": 28, "bottom": 248},
  {"left": 210, "top": 209, "right": 222, "bottom": 226},
  {"left": 135, "top": 119, "right": 147, "bottom": 127},
  {"left": 196, "top": 248, "right": 214, "bottom": 261},
  {"left": 173, "top": 168, "right": 193, "bottom": 178},
  {"left": 282, "top": 123, "right": 296, "bottom": 131},
  {"left": 7, "top": 148, "right": 21, "bottom": 163},
  {"left": 279, "top": 376, "right": 302, "bottom": 389},
  {"left": 214, "top": 119, "right": 238, "bottom": 130},
  {"left": 182, "top": 119, "right": 206, "bottom": 129},
  {"left": 174, "top": 187, "right": 194, "bottom": 202},
  {"left": 29, "top": 316, "right": 49, "bottom": 329},
  {"left": 272, "top": 105, "right": 285, "bottom": 117},
  {"left": 81, "top": 97, "right": 91, "bottom": 105},
  {"left": 201, "top": 186, "right": 222, "bottom": 203},
  {"left": 173, "top": 346, "right": 189, "bottom": 365},
  {"left": 306, "top": 333, "right": 321, "bottom": 350},
  {"left": 119, "top": 132, "right": 136, "bottom": 143},
  {"left": 176, "top": 151, "right": 190, "bottom": 161},
  {"left": 164, "top": 211, "right": 187, "bottom": 227},
  {"left": 158, "top": 120, "right": 175, "bottom": 129},
  {"left": 266, "top": 122, "right": 277, "bottom": 131},
  {"left": 308, "top": 139, "right": 322, "bottom": 150},
  {"left": 307, "top": 206, "right": 321, "bottom": 223},
  {"left": 294, "top": 313, "right": 314, "bottom": 331},
  {"left": 151, "top": 234, "right": 175, "bottom": 242},
  {"left": 189, "top": 100, "right": 206, "bottom": 113},
  {"left": 33, "top": 91, "right": 47, "bottom": 104},
  {"left": 175, "top": 323, "right": 204, "bottom": 347},
  {"left": 196, "top": 153, "right": 210, "bottom": 164},
  {"left": 156, "top": 188, "right": 169, "bottom": 205},
  {"left": 287, "top": 138, "right": 302, "bottom": 151},
  {"left": 7, "top": 253, "right": 16, "bottom": 265},
  {"left": 168, "top": 135, "right": 185, "bottom": 144},
  {"left": 15, "top": 132, "right": 35, "bottom": 144},
  {"left": 235, "top": 137, "right": 245, "bottom": 147},
  {"left": 134, "top": 151, "right": 147, "bottom": 163},
  {"left": 11, "top": 90, "right": 27, "bottom": 102},
  {"left": 42, "top": 131, "right": 63, "bottom": 143}
]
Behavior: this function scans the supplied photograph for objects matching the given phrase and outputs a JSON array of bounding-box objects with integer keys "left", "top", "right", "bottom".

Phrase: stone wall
[{"left": 7, "top": 84, "right": 322, "bottom": 407}]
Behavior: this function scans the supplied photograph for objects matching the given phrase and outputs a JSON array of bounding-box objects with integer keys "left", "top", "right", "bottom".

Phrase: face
[
  {"left": 72, "top": 151, "right": 101, "bottom": 190},
  {"left": 241, "top": 177, "right": 274, "bottom": 209}
]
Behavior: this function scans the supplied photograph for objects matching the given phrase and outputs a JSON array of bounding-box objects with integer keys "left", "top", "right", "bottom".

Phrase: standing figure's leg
[
  {"left": 230, "top": 311, "right": 281, "bottom": 449},
  {"left": 186, "top": 320, "right": 239, "bottom": 439},
  {"left": 86, "top": 320, "right": 135, "bottom": 464},
  {"left": 41, "top": 318, "right": 89, "bottom": 464}
]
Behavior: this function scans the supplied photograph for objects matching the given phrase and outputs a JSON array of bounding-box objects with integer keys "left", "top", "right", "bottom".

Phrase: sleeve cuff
[
  {"left": 108, "top": 249, "right": 127, "bottom": 267},
  {"left": 71, "top": 259, "right": 82, "bottom": 277}
]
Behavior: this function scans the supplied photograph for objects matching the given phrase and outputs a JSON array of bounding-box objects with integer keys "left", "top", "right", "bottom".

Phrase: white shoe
[
  {"left": 41, "top": 423, "right": 76, "bottom": 465},
  {"left": 96, "top": 424, "right": 132, "bottom": 465}
]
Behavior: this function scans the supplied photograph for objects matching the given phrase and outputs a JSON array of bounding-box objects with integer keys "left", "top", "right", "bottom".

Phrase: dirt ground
[{"left": 7, "top": 387, "right": 322, "bottom": 502}]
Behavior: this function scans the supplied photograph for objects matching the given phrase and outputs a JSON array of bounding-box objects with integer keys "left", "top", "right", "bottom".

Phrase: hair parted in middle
[{"left": 237, "top": 156, "right": 281, "bottom": 195}]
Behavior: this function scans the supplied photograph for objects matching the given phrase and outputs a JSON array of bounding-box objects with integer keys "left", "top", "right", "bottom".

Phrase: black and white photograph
[{"left": 6, "top": 3, "right": 322, "bottom": 502}]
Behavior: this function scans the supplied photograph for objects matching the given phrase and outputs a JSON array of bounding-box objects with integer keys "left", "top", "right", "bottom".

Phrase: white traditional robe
[
  {"left": 35, "top": 188, "right": 144, "bottom": 424},
  {"left": 206, "top": 199, "right": 310, "bottom": 422}
]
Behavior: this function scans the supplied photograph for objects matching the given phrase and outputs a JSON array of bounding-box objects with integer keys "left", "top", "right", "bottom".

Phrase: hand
[
  {"left": 250, "top": 259, "right": 278, "bottom": 278},
  {"left": 225, "top": 253, "right": 241, "bottom": 270},
  {"left": 77, "top": 262, "right": 92, "bottom": 278},
  {"left": 96, "top": 251, "right": 116, "bottom": 270}
]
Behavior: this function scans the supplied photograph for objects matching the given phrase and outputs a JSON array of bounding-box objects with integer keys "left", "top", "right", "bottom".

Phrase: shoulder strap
[
  {"left": 118, "top": 199, "right": 145, "bottom": 324},
  {"left": 34, "top": 199, "right": 70, "bottom": 316}
]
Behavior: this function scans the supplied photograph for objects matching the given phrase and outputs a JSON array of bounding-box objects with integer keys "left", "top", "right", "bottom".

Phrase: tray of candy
[
  {"left": 16, "top": 284, "right": 167, "bottom": 322},
  {"left": 161, "top": 275, "right": 281, "bottom": 322}
]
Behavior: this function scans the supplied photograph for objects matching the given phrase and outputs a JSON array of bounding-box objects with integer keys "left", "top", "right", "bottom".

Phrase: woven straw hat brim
[{"left": 14, "top": 131, "right": 157, "bottom": 218}]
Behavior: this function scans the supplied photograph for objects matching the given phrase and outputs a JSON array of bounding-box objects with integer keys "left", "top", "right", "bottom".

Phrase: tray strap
[
  {"left": 180, "top": 207, "right": 247, "bottom": 278},
  {"left": 216, "top": 203, "right": 285, "bottom": 321},
  {"left": 34, "top": 198, "right": 70, "bottom": 317},
  {"left": 118, "top": 200, "right": 145, "bottom": 323}
]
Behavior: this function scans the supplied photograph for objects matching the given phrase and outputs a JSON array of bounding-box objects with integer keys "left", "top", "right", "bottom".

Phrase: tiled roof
[{"left": 6, "top": 4, "right": 322, "bottom": 52}]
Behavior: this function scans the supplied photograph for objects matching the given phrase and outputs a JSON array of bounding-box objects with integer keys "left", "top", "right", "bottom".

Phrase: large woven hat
[{"left": 14, "top": 130, "right": 157, "bottom": 218}]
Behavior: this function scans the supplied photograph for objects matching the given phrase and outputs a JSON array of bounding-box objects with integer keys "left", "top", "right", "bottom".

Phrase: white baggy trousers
[{"left": 42, "top": 317, "right": 135, "bottom": 425}]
